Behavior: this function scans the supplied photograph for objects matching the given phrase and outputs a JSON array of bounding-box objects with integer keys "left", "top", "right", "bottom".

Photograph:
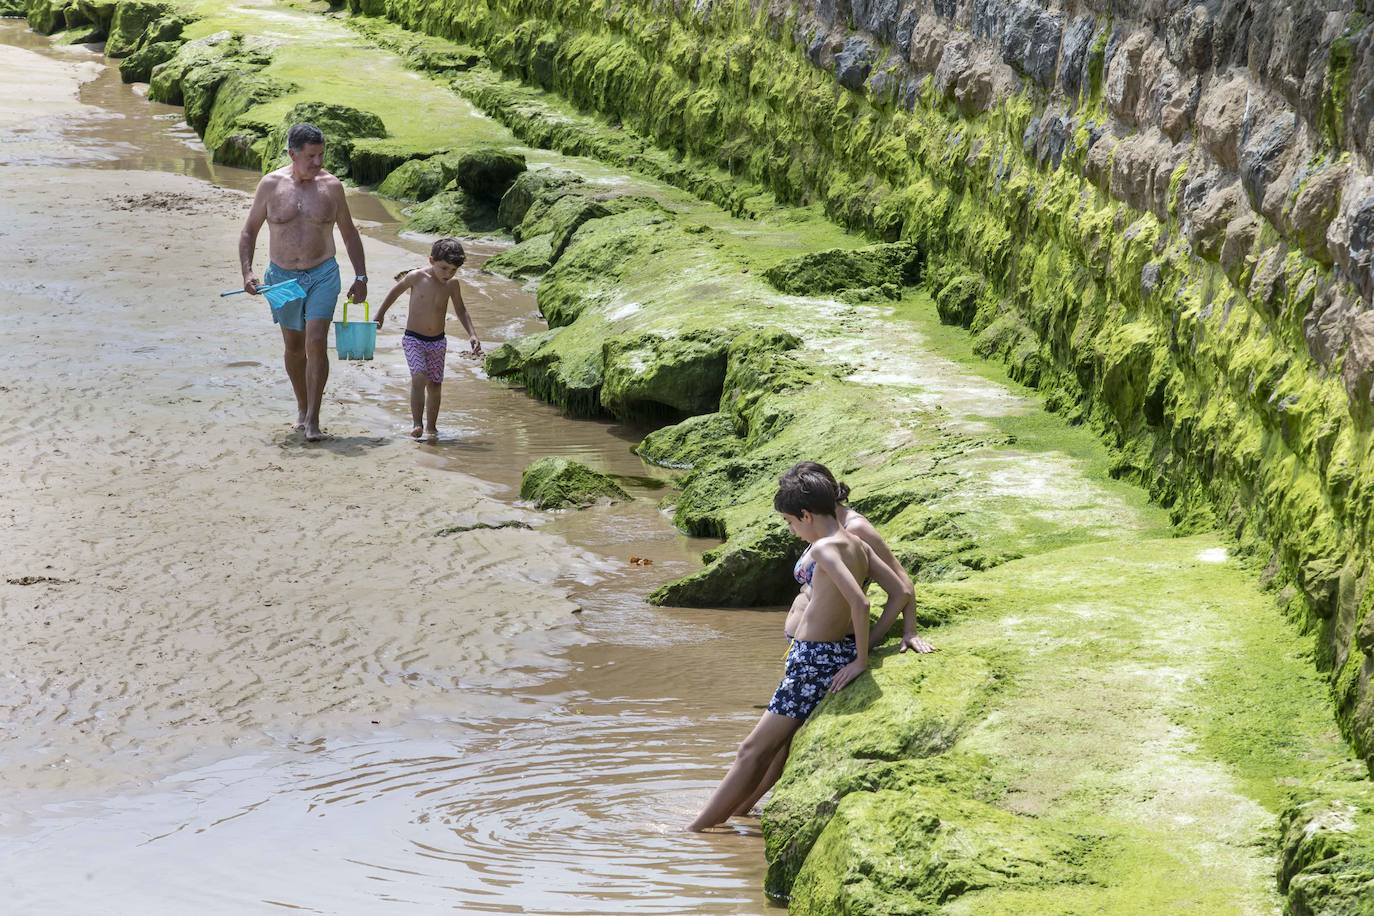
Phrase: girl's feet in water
[{"left": 410, "top": 425, "right": 423, "bottom": 439}]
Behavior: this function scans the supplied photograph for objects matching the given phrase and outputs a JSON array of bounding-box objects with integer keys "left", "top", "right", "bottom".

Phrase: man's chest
[{"left": 266, "top": 184, "right": 334, "bottom": 224}]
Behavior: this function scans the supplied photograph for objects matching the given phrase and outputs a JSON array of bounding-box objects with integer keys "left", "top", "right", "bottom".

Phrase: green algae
[
  {"left": 48, "top": 0, "right": 1374, "bottom": 905},
  {"left": 769, "top": 535, "right": 1358, "bottom": 911},
  {"left": 519, "top": 456, "right": 628, "bottom": 509}
]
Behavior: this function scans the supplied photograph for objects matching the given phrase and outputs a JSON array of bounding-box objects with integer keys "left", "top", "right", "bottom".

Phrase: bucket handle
[{"left": 340, "top": 300, "right": 370, "bottom": 324}]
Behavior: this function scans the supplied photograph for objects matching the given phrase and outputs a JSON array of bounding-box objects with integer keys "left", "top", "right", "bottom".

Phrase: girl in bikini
[
  {"left": 783, "top": 461, "right": 934, "bottom": 656},
  {"left": 688, "top": 470, "right": 915, "bottom": 831}
]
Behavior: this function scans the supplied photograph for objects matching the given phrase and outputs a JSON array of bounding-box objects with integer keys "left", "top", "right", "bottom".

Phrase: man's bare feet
[
  {"left": 294, "top": 411, "right": 307, "bottom": 431},
  {"left": 410, "top": 426, "right": 423, "bottom": 439},
  {"left": 424, "top": 427, "right": 439, "bottom": 442},
  {"left": 305, "top": 423, "right": 325, "bottom": 442}
]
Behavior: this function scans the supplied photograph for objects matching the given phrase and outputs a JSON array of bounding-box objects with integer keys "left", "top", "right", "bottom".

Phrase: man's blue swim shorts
[{"left": 263, "top": 257, "right": 341, "bottom": 331}]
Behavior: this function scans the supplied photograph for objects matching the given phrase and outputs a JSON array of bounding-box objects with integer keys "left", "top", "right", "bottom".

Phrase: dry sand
[{"left": 0, "top": 40, "right": 590, "bottom": 796}]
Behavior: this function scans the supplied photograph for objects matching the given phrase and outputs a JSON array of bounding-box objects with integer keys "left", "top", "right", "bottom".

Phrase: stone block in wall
[
  {"left": 1198, "top": 76, "right": 1250, "bottom": 172},
  {"left": 1342, "top": 311, "right": 1374, "bottom": 412},
  {"left": 1104, "top": 31, "right": 1148, "bottom": 121},
  {"left": 1328, "top": 177, "right": 1374, "bottom": 303},
  {"left": 1288, "top": 160, "right": 1348, "bottom": 266},
  {"left": 1303, "top": 285, "right": 1361, "bottom": 369},
  {"left": 1058, "top": 15, "right": 1095, "bottom": 99}
]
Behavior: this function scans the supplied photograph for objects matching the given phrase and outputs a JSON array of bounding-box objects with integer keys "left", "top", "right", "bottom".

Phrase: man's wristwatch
[{"left": 354, "top": 275, "right": 368, "bottom": 282}]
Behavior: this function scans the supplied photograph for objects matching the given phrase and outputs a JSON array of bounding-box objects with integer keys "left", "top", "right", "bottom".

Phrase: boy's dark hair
[
  {"left": 774, "top": 470, "right": 838, "bottom": 518},
  {"left": 431, "top": 237, "right": 466, "bottom": 267},
  {"left": 286, "top": 123, "right": 325, "bottom": 152},
  {"left": 786, "top": 461, "right": 850, "bottom": 503}
]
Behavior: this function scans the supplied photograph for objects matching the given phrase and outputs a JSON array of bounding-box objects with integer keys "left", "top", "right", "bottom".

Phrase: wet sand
[{"left": 0, "top": 25, "right": 778, "bottom": 913}]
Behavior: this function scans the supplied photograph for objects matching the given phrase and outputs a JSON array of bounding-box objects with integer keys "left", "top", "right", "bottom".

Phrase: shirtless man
[{"left": 239, "top": 123, "right": 368, "bottom": 441}]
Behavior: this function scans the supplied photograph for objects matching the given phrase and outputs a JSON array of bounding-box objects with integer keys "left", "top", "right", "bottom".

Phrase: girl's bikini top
[{"left": 793, "top": 514, "right": 861, "bottom": 586}]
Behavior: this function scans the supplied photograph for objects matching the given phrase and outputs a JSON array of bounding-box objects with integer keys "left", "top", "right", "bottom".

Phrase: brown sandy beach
[
  {"left": 1, "top": 29, "right": 781, "bottom": 914},
  {"left": 0, "top": 42, "right": 593, "bottom": 793}
]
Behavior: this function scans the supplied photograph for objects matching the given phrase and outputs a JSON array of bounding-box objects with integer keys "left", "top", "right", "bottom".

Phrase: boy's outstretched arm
[
  {"left": 373, "top": 273, "right": 413, "bottom": 328},
  {"left": 448, "top": 279, "right": 481, "bottom": 354},
  {"left": 813, "top": 544, "right": 871, "bottom": 693}
]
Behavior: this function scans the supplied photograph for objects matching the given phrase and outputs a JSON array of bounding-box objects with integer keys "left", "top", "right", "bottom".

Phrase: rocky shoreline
[{"left": 12, "top": 0, "right": 1374, "bottom": 909}]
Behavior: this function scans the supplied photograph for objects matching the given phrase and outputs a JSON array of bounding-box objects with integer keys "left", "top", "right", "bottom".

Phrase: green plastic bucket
[{"left": 334, "top": 300, "right": 377, "bottom": 360}]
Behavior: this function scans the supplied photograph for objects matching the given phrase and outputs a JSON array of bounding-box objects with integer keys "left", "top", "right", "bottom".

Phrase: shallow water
[{"left": 0, "top": 20, "right": 781, "bottom": 914}]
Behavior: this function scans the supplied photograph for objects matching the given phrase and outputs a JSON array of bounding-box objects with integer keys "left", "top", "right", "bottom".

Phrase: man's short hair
[
  {"left": 287, "top": 123, "right": 325, "bottom": 152},
  {"left": 774, "top": 470, "right": 837, "bottom": 518}
]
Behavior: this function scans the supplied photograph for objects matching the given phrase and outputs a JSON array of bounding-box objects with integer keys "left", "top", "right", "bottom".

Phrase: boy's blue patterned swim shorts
[{"left": 768, "top": 636, "right": 858, "bottom": 720}]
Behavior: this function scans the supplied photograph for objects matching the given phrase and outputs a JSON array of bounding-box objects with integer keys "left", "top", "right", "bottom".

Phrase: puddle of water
[{"left": 0, "top": 20, "right": 782, "bottom": 915}]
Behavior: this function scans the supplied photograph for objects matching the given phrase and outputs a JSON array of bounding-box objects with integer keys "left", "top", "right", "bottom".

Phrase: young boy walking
[{"left": 374, "top": 238, "right": 482, "bottom": 440}]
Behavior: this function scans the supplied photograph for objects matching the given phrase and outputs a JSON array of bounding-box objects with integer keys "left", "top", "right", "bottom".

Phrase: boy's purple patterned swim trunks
[
  {"left": 768, "top": 636, "right": 858, "bottom": 720},
  {"left": 403, "top": 330, "right": 447, "bottom": 383}
]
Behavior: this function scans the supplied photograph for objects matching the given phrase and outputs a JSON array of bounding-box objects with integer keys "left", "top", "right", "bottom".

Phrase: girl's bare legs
[
  {"left": 689, "top": 712, "right": 801, "bottom": 831},
  {"left": 424, "top": 381, "right": 442, "bottom": 438},
  {"left": 409, "top": 374, "right": 425, "bottom": 438},
  {"left": 733, "top": 736, "right": 792, "bottom": 817}
]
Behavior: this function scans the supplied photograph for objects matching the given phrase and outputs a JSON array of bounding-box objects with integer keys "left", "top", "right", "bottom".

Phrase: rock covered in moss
[
  {"left": 452, "top": 147, "right": 526, "bottom": 202},
  {"left": 262, "top": 101, "right": 386, "bottom": 178},
  {"left": 519, "top": 457, "right": 628, "bottom": 509},
  {"left": 763, "top": 649, "right": 1004, "bottom": 897},
  {"left": 498, "top": 168, "right": 584, "bottom": 231},
  {"left": 403, "top": 188, "right": 500, "bottom": 236},
  {"left": 787, "top": 785, "right": 1079, "bottom": 913},
  {"left": 378, "top": 154, "right": 457, "bottom": 201},
  {"left": 601, "top": 330, "right": 730, "bottom": 419},
  {"left": 635, "top": 412, "right": 742, "bottom": 470},
  {"left": 118, "top": 38, "right": 182, "bottom": 83},
  {"left": 1279, "top": 770, "right": 1374, "bottom": 914},
  {"left": 202, "top": 70, "right": 293, "bottom": 168},
  {"left": 482, "top": 233, "right": 554, "bottom": 278},
  {"left": 105, "top": 0, "right": 171, "bottom": 57},
  {"left": 763, "top": 242, "right": 921, "bottom": 297}
]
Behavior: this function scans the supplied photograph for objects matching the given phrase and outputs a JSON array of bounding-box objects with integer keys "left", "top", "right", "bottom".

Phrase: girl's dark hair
[
  {"left": 774, "top": 470, "right": 838, "bottom": 518},
  {"left": 785, "top": 461, "right": 850, "bottom": 503},
  {"left": 394, "top": 238, "right": 469, "bottom": 280}
]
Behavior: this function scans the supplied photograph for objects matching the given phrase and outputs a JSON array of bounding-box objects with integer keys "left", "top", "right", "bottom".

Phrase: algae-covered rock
[
  {"left": 452, "top": 147, "right": 526, "bottom": 203},
  {"left": 519, "top": 457, "right": 628, "bottom": 509},
  {"left": 26, "top": 0, "right": 75, "bottom": 33},
  {"left": 147, "top": 31, "right": 237, "bottom": 106},
  {"left": 498, "top": 168, "right": 583, "bottom": 230},
  {"left": 635, "top": 412, "right": 743, "bottom": 470},
  {"left": 202, "top": 70, "right": 292, "bottom": 168},
  {"left": 482, "top": 233, "right": 554, "bottom": 279},
  {"left": 601, "top": 330, "right": 730, "bottom": 419},
  {"left": 118, "top": 38, "right": 182, "bottom": 83},
  {"left": 0, "top": 0, "right": 28, "bottom": 16},
  {"left": 787, "top": 786, "right": 1079, "bottom": 914},
  {"left": 403, "top": 188, "right": 500, "bottom": 236},
  {"left": 377, "top": 154, "right": 456, "bottom": 201},
  {"left": 348, "top": 139, "right": 438, "bottom": 187},
  {"left": 263, "top": 101, "right": 386, "bottom": 178},
  {"left": 763, "top": 242, "right": 922, "bottom": 297},
  {"left": 650, "top": 519, "right": 798, "bottom": 607},
  {"left": 1279, "top": 771, "right": 1374, "bottom": 914},
  {"left": 763, "top": 649, "right": 1003, "bottom": 897},
  {"left": 105, "top": 0, "right": 170, "bottom": 57}
]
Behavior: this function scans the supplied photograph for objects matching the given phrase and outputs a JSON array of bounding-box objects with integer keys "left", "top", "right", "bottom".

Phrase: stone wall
[{"left": 344, "top": 0, "right": 1374, "bottom": 764}]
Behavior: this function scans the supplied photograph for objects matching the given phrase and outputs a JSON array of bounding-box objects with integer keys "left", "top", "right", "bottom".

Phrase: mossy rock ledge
[{"left": 519, "top": 457, "right": 628, "bottom": 509}]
